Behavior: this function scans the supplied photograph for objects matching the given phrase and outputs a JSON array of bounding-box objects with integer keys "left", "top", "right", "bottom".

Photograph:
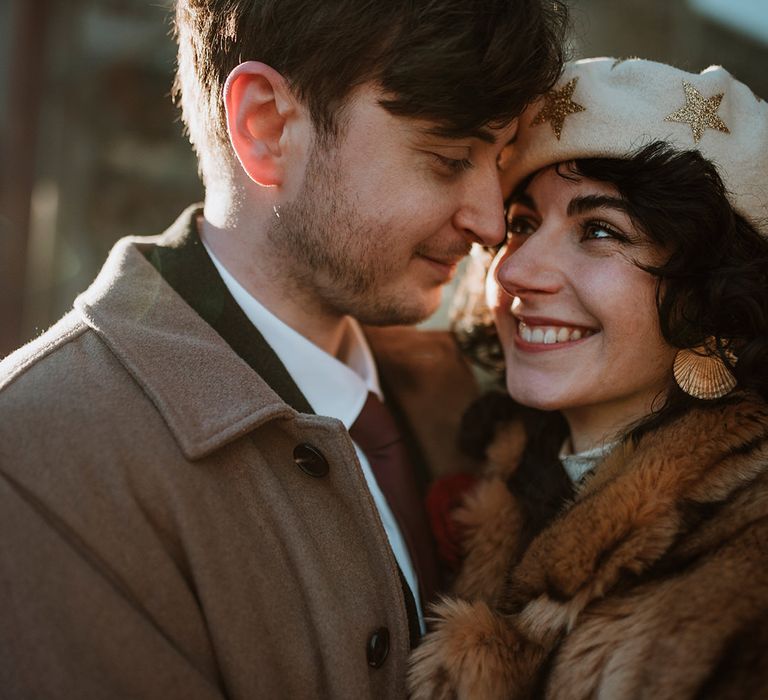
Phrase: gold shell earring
[{"left": 673, "top": 339, "right": 737, "bottom": 400}]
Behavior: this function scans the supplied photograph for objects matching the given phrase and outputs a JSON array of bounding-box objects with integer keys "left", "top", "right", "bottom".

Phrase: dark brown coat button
[
  {"left": 367, "top": 627, "right": 389, "bottom": 668},
  {"left": 293, "top": 444, "right": 329, "bottom": 477}
]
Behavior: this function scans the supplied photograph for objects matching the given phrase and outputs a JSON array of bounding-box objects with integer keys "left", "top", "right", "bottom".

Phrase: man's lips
[
  {"left": 419, "top": 254, "right": 463, "bottom": 268},
  {"left": 416, "top": 251, "right": 467, "bottom": 278},
  {"left": 416, "top": 240, "right": 471, "bottom": 268}
]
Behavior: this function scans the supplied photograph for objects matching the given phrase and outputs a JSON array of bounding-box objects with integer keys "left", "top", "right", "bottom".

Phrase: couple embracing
[{"left": 1, "top": 1, "right": 767, "bottom": 698}]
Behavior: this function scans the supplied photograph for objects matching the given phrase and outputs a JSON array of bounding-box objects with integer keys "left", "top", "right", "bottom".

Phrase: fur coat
[{"left": 408, "top": 392, "right": 768, "bottom": 699}]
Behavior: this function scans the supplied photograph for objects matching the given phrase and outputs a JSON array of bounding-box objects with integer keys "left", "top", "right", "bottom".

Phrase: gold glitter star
[
  {"left": 664, "top": 80, "right": 730, "bottom": 144},
  {"left": 531, "top": 77, "right": 585, "bottom": 140}
]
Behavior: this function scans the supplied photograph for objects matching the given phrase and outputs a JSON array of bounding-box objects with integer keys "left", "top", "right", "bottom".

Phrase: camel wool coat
[{"left": 0, "top": 208, "right": 480, "bottom": 700}]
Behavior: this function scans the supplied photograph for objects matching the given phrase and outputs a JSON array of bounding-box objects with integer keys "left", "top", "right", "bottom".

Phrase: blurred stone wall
[
  {"left": 571, "top": 0, "right": 768, "bottom": 97},
  {"left": 2, "top": 0, "right": 202, "bottom": 352}
]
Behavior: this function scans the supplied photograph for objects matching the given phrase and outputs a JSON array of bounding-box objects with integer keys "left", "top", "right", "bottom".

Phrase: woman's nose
[{"left": 494, "top": 232, "right": 564, "bottom": 298}]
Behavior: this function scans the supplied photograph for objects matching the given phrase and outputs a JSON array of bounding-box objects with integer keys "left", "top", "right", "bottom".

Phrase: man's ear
[{"left": 224, "top": 62, "right": 295, "bottom": 187}]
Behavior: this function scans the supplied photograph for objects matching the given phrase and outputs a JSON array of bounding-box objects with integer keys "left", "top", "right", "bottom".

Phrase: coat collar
[
  {"left": 74, "top": 206, "right": 299, "bottom": 460},
  {"left": 409, "top": 393, "right": 768, "bottom": 697},
  {"left": 74, "top": 206, "right": 481, "bottom": 476},
  {"left": 484, "top": 392, "right": 768, "bottom": 630}
]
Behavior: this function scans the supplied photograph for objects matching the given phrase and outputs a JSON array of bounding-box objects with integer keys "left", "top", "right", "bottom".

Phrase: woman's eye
[
  {"left": 432, "top": 153, "right": 473, "bottom": 174},
  {"left": 583, "top": 221, "right": 623, "bottom": 241},
  {"left": 507, "top": 215, "right": 537, "bottom": 237}
]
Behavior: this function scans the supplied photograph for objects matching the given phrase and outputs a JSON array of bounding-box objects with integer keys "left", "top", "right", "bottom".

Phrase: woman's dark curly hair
[{"left": 454, "top": 141, "right": 768, "bottom": 442}]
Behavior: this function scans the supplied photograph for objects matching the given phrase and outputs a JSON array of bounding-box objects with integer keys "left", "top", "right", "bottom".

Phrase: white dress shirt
[{"left": 203, "top": 241, "right": 425, "bottom": 630}]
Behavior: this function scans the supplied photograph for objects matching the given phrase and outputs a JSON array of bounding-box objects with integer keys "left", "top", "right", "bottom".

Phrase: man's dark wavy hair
[
  {"left": 173, "top": 0, "right": 568, "bottom": 180},
  {"left": 456, "top": 141, "right": 768, "bottom": 443}
]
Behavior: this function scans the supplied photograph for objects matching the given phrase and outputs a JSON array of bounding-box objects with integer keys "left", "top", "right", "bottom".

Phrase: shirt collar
[
  {"left": 558, "top": 437, "right": 617, "bottom": 483},
  {"left": 203, "top": 240, "right": 383, "bottom": 428}
]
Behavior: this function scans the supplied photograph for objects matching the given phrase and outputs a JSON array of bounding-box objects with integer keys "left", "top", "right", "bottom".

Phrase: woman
[{"left": 409, "top": 58, "right": 768, "bottom": 699}]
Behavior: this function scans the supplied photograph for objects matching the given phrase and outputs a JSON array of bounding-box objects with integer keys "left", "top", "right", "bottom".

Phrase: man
[{"left": 0, "top": 1, "right": 566, "bottom": 697}]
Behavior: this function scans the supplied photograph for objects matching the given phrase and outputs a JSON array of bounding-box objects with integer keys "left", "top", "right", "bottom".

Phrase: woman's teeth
[{"left": 518, "top": 320, "right": 594, "bottom": 344}]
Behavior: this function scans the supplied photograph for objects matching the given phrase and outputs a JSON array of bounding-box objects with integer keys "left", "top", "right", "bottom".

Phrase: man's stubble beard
[{"left": 266, "top": 140, "right": 436, "bottom": 326}]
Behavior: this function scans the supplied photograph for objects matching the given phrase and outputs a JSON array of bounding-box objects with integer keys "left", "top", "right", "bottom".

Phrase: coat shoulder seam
[{"left": 0, "top": 318, "right": 90, "bottom": 393}]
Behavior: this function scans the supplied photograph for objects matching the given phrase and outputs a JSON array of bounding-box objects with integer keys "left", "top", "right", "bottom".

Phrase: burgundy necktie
[{"left": 350, "top": 392, "right": 439, "bottom": 607}]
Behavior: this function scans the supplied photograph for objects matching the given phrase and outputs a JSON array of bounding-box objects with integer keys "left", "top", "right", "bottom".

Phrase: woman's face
[{"left": 489, "top": 165, "right": 677, "bottom": 439}]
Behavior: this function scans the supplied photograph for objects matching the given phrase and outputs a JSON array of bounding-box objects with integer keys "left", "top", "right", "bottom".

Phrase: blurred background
[{"left": 1, "top": 0, "right": 767, "bottom": 357}]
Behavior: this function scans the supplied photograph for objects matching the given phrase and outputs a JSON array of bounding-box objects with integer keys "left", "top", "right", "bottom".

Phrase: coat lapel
[
  {"left": 145, "top": 206, "right": 314, "bottom": 415},
  {"left": 73, "top": 208, "right": 303, "bottom": 460}
]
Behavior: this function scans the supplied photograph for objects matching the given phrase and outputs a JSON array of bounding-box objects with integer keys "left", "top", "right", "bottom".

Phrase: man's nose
[{"left": 452, "top": 168, "right": 507, "bottom": 248}]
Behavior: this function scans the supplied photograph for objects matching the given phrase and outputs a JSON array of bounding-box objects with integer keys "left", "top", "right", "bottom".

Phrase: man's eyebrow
[
  {"left": 567, "top": 195, "right": 630, "bottom": 217},
  {"left": 421, "top": 125, "right": 497, "bottom": 144}
]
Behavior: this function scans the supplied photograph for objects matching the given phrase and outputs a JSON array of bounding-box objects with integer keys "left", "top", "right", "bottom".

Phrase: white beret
[{"left": 502, "top": 57, "right": 768, "bottom": 236}]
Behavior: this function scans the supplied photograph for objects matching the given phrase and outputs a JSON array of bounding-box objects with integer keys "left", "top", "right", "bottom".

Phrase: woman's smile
[{"left": 514, "top": 317, "right": 598, "bottom": 350}]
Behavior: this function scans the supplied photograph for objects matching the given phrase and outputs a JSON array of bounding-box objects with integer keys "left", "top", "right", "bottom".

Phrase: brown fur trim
[
  {"left": 545, "top": 516, "right": 768, "bottom": 699},
  {"left": 410, "top": 395, "right": 768, "bottom": 698},
  {"left": 448, "top": 418, "right": 528, "bottom": 603},
  {"left": 580, "top": 394, "right": 768, "bottom": 499},
  {"left": 503, "top": 397, "right": 768, "bottom": 621},
  {"left": 407, "top": 598, "right": 544, "bottom": 700},
  {"left": 670, "top": 469, "right": 768, "bottom": 565},
  {"left": 452, "top": 477, "right": 523, "bottom": 603}
]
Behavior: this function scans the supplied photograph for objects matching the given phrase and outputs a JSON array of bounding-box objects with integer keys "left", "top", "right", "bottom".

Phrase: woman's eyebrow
[
  {"left": 509, "top": 191, "right": 537, "bottom": 211},
  {"left": 567, "top": 194, "right": 630, "bottom": 216}
]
